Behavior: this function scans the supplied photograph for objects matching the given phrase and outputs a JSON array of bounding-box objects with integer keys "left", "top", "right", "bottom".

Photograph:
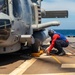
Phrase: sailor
[{"left": 46, "top": 29, "right": 69, "bottom": 56}]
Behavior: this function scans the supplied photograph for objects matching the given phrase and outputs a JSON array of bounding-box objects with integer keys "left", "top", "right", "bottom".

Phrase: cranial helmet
[{"left": 48, "top": 29, "right": 54, "bottom": 36}]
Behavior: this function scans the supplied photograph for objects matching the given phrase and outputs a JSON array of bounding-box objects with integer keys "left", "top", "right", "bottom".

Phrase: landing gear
[
  {"left": 31, "top": 39, "right": 41, "bottom": 53},
  {"left": 21, "top": 38, "right": 41, "bottom": 53}
]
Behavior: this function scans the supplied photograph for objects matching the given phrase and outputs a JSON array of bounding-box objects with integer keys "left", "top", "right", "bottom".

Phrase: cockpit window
[
  {"left": 0, "top": 0, "right": 9, "bottom": 15},
  {"left": 20, "top": 0, "right": 32, "bottom": 34},
  {"left": 31, "top": 0, "right": 38, "bottom": 4},
  {"left": 12, "top": 0, "right": 22, "bottom": 18},
  {"left": 22, "top": 0, "right": 31, "bottom": 24}
]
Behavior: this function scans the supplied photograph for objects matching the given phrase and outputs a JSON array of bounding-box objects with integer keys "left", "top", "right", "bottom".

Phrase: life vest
[{"left": 54, "top": 33, "right": 67, "bottom": 41}]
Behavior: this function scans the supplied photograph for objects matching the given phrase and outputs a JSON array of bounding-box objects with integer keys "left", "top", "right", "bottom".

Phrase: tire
[{"left": 31, "top": 39, "right": 41, "bottom": 53}]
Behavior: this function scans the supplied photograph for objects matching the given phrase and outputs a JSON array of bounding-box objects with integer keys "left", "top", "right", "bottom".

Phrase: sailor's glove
[
  {"left": 45, "top": 47, "right": 50, "bottom": 55},
  {"left": 46, "top": 50, "right": 50, "bottom": 55}
]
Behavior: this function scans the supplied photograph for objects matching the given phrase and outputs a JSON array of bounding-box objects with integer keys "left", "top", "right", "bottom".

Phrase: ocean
[
  {"left": 42, "top": 19, "right": 75, "bottom": 37},
  {"left": 54, "top": 29, "right": 75, "bottom": 36}
]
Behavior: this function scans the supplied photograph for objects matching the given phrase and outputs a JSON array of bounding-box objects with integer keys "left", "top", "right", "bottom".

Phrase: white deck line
[
  {"left": 8, "top": 53, "right": 54, "bottom": 75},
  {"left": 23, "top": 72, "right": 75, "bottom": 75},
  {"left": 9, "top": 58, "right": 37, "bottom": 75},
  {"left": 36, "top": 53, "right": 52, "bottom": 58},
  {"left": 61, "top": 64, "right": 75, "bottom": 68}
]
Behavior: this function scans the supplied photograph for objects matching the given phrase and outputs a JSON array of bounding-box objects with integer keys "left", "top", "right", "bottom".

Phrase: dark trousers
[{"left": 54, "top": 40, "right": 69, "bottom": 54}]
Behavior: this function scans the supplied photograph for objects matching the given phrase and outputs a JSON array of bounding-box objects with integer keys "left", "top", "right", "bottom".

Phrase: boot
[{"left": 58, "top": 51, "right": 66, "bottom": 56}]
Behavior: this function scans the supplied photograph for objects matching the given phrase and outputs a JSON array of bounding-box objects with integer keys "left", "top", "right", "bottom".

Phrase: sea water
[{"left": 54, "top": 29, "right": 75, "bottom": 36}]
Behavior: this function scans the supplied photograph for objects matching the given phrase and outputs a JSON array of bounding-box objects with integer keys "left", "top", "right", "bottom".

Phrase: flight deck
[
  {"left": 23, "top": 41, "right": 75, "bottom": 75},
  {"left": 0, "top": 37, "right": 75, "bottom": 75}
]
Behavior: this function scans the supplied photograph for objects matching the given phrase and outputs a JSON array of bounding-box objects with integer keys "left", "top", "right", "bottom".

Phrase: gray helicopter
[{"left": 0, "top": 0, "right": 68, "bottom": 54}]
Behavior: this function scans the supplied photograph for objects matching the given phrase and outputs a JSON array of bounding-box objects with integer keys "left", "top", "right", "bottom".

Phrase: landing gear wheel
[{"left": 32, "top": 39, "right": 41, "bottom": 53}]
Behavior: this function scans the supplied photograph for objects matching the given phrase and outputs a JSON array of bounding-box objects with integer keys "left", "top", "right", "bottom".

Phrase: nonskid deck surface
[
  {"left": 22, "top": 43, "right": 75, "bottom": 74},
  {"left": 0, "top": 42, "right": 75, "bottom": 75}
]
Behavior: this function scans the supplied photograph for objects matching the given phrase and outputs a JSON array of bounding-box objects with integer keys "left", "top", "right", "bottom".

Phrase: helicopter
[{"left": 0, "top": 0, "right": 68, "bottom": 54}]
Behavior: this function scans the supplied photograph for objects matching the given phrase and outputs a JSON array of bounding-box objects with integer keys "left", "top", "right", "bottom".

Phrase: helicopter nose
[{"left": 0, "top": 19, "right": 11, "bottom": 43}]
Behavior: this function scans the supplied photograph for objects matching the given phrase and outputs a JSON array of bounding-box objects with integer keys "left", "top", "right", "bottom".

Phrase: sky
[{"left": 41, "top": 0, "right": 75, "bottom": 29}]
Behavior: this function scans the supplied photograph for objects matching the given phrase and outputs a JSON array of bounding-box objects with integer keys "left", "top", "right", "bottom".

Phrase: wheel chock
[
  {"left": 40, "top": 50, "right": 44, "bottom": 54},
  {"left": 31, "top": 50, "right": 44, "bottom": 57}
]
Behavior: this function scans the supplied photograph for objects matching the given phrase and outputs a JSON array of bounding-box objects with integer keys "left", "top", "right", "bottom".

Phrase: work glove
[{"left": 45, "top": 47, "right": 50, "bottom": 55}]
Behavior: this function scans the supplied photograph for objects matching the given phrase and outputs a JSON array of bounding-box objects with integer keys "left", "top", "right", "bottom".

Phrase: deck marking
[
  {"left": 52, "top": 56, "right": 61, "bottom": 64},
  {"left": 65, "top": 48, "right": 74, "bottom": 54},
  {"left": 61, "top": 64, "right": 75, "bottom": 68},
  {"left": 23, "top": 72, "right": 75, "bottom": 75},
  {"left": 9, "top": 58, "right": 37, "bottom": 75},
  {"left": 36, "top": 53, "right": 52, "bottom": 58},
  {"left": 65, "top": 48, "right": 75, "bottom": 56},
  {"left": 38, "top": 53, "right": 61, "bottom": 64}
]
